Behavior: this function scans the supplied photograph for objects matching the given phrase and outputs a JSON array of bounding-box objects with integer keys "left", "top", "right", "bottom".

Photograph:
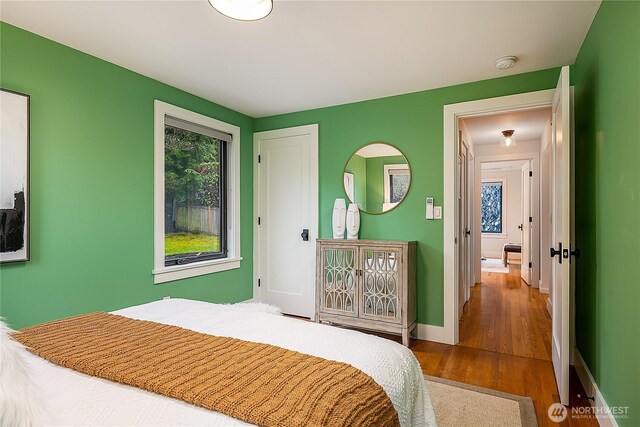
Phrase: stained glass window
[{"left": 481, "top": 182, "right": 503, "bottom": 233}]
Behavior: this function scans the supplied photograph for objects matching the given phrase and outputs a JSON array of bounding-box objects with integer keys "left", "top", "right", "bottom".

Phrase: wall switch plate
[{"left": 434, "top": 206, "right": 442, "bottom": 219}]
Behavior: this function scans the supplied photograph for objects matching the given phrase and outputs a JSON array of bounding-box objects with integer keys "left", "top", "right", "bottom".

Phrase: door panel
[
  {"left": 359, "top": 247, "right": 402, "bottom": 324},
  {"left": 551, "top": 66, "right": 571, "bottom": 405},
  {"left": 521, "top": 162, "right": 532, "bottom": 284},
  {"left": 320, "top": 246, "right": 358, "bottom": 317},
  {"left": 255, "top": 125, "right": 318, "bottom": 318},
  {"left": 458, "top": 137, "right": 469, "bottom": 318}
]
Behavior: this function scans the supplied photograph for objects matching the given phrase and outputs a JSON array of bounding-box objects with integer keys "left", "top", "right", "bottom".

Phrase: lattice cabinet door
[
  {"left": 318, "top": 245, "right": 359, "bottom": 317},
  {"left": 359, "top": 247, "right": 403, "bottom": 324}
]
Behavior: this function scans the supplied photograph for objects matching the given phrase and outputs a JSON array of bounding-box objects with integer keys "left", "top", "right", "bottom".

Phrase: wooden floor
[{"left": 409, "top": 262, "right": 598, "bottom": 426}]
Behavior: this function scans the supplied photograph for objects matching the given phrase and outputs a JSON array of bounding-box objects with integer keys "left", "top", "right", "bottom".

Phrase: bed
[{"left": 20, "top": 298, "right": 436, "bottom": 426}]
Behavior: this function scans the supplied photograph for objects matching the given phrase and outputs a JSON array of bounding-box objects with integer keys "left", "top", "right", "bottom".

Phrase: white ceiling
[
  {"left": 462, "top": 107, "right": 551, "bottom": 146},
  {"left": 356, "top": 143, "right": 402, "bottom": 158},
  {"left": 0, "top": 1, "right": 600, "bottom": 118}
]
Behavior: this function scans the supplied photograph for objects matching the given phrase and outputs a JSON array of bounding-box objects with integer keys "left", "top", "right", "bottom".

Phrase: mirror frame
[{"left": 342, "top": 142, "right": 412, "bottom": 215}]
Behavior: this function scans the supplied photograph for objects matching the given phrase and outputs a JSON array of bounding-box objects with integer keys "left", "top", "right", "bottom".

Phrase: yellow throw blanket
[{"left": 15, "top": 312, "right": 400, "bottom": 427}]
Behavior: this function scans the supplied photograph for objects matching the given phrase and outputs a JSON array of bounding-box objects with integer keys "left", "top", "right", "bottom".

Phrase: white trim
[
  {"left": 416, "top": 323, "right": 447, "bottom": 342},
  {"left": 443, "top": 89, "right": 555, "bottom": 344},
  {"left": 540, "top": 279, "right": 550, "bottom": 294},
  {"left": 253, "top": 124, "right": 319, "bottom": 309},
  {"left": 546, "top": 297, "right": 552, "bottom": 317},
  {"left": 383, "top": 163, "right": 410, "bottom": 204},
  {"left": 153, "top": 100, "right": 241, "bottom": 284},
  {"left": 575, "top": 350, "right": 620, "bottom": 427}
]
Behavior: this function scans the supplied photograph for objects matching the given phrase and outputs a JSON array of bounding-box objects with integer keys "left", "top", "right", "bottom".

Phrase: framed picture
[
  {"left": 1, "top": 89, "right": 30, "bottom": 263},
  {"left": 343, "top": 171, "right": 355, "bottom": 203}
]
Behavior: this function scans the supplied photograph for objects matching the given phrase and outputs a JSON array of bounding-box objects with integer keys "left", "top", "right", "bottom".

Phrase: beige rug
[
  {"left": 481, "top": 257, "right": 510, "bottom": 274},
  {"left": 425, "top": 376, "right": 538, "bottom": 427}
]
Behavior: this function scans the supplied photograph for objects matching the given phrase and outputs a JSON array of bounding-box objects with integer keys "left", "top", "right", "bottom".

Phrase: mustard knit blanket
[{"left": 15, "top": 312, "right": 400, "bottom": 427}]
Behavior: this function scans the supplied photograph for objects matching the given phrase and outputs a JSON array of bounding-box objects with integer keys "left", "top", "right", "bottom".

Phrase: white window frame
[
  {"left": 480, "top": 178, "right": 507, "bottom": 239},
  {"left": 383, "top": 164, "right": 410, "bottom": 211},
  {"left": 153, "top": 100, "right": 241, "bottom": 284}
]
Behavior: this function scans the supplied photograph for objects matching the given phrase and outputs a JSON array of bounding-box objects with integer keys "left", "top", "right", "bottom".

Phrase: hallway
[
  {"left": 460, "top": 262, "right": 552, "bottom": 360},
  {"left": 412, "top": 263, "right": 598, "bottom": 426}
]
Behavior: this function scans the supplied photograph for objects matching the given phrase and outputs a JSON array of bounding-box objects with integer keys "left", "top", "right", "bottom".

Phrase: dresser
[{"left": 315, "top": 239, "right": 417, "bottom": 346}]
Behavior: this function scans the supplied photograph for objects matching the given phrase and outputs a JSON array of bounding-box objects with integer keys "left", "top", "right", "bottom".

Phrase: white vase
[
  {"left": 332, "top": 198, "right": 347, "bottom": 239},
  {"left": 346, "top": 203, "right": 360, "bottom": 240}
]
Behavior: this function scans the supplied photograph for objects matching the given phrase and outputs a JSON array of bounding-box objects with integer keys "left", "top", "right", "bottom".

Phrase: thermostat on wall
[{"left": 426, "top": 197, "right": 434, "bottom": 219}]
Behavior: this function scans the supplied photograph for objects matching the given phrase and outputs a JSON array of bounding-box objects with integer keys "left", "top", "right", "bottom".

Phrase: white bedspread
[{"left": 24, "top": 298, "right": 436, "bottom": 426}]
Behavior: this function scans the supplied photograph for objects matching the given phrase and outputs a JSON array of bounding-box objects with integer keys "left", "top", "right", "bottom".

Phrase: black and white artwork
[{"left": 1, "top": 89, "right": 30, "bottom": 263}]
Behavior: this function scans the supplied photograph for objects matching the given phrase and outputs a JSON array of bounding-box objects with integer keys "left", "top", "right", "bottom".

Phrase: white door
[
  {"left": 254, "top": 125, "right": 318, "bottom": 318},
  {"left": 458, "top": 135, "right": 469, "bottom": 317},
  {"left": 550, "top": 66, "right": 572, "bottom": 405},
  {"left": 521, "top": 161, "right": 532, "bottom": 284}
]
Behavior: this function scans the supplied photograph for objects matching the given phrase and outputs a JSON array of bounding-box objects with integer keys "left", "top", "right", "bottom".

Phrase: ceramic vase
[
  {"left": 346, "top": 203, "right": 360, "bottom": 240},
  {"left": 332, "top": 198, "right": 347, "bottom": 239}
]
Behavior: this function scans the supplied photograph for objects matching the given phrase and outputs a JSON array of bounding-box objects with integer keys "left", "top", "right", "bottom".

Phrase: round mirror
[{"left": 343, "top": 142, "right": 411, "bottom": 214}]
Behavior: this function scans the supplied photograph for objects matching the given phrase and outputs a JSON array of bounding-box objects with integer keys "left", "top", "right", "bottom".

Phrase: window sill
[
  {"left": 153, "top": 257, "right": 242, "bottom": 284},
  {"left": 481, "top": 233, "right": 508, "bottom": 239}
]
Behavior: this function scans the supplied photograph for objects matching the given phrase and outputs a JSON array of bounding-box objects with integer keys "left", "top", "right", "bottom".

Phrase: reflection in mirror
[{"left": 343, "top": 143, "right": 411, "bottom": 214}]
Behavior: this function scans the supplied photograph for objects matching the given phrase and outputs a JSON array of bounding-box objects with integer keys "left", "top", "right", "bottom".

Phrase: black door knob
[
  {"left": 550, "top": 242, "right": 563, "bottom": 264},
  {"left": 300, "top": 229, "right": 309, "bottom": 241}
]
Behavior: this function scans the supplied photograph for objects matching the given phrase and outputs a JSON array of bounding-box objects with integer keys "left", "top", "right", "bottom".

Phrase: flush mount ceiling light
[
  {"left": 495, "top": 56, "right": 517, "bottom": 70},
  {"left": 208, "top": 0, "right": 273, "bottom": 21},
  {"left": 501, "top": 130, "right": 517, "bottom": 147}
]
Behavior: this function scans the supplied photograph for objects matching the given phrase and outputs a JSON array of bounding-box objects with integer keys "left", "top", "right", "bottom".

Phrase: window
[
  {"left": 154, "top": 101, "right": 241, "bottom": 284},
  {"left": 481, "top": 181, "right": 504, "bottom": 234},
  {"left": 383, "top": 164, "right": 410, "bottom": 207}
]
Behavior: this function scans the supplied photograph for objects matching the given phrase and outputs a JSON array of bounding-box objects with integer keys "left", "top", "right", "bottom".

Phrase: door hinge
[
  {"left": 529, "top": 216, "right": 533, "bottom": 223},
  {"left": 258, "top": 155, "right": 261, "bottom": 163},
  {"left": 529, "top": 262, "right": 533, "bottom": 268},
  {"left": 258, "top": 279, "right": 261, "bottom": 287},
  {"left": 258, "top": 217, "right": 261, "bottom": 225}
]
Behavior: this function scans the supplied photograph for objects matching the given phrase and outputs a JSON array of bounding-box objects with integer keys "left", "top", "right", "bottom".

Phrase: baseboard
[
  {"left": 241, "top": 298, "right": 256, "bottom": 303},
  {"left": 546, "top": 298, "right": 552, "bottom": 318},
  {"left": 416, "top": 323, "right": 448, "bottom": 343},
  {"left": 539, "top": 279, "right": 549, "bottom": 294},
  {"left": 575, "top": 350, "right": 620, "bottom": 427}
]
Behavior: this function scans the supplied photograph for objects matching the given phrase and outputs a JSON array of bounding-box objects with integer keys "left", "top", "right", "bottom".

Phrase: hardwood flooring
[
  {"left": 409, "top": 262, "right": 598, "bottom": 426},
  {"left": 459, "top": 261, "right": 552, "bottom": 361}
]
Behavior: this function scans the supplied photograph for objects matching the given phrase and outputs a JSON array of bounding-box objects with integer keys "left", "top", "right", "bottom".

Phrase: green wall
[
  {"left": 572, "top": 1, "right": 640, "bottom": 424},
  {"left": 365, "top": 155, "right": 406, "bottom": 212},
  {"left": 0, "top": 23, "right": 254, "bottom": 329},
  {"left": 255, "top": 67, "right": 561, "bottom": 326}
]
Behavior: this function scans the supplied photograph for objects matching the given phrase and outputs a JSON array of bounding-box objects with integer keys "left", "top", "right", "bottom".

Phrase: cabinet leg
[{"left": 402, "top": 329, "right": 409, "bottom": 347}]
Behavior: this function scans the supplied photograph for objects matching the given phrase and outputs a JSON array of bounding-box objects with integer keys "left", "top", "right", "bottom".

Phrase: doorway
[
  {"left": 444, "top": 66, "right": 575, "bottom": 405},
  {"left": 253, "top": 124, "right": 318, "bottom": 318},
  {"left": 458, "top": 109, "right": 549, "bottom": 361}
]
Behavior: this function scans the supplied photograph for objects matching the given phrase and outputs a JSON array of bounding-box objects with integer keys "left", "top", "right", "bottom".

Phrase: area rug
[
  {"left": 425, "top": 376, "right": 538, "bottom": 427},
  {"left": 481, "top": 257, "right": 510, "bottom": 274}
]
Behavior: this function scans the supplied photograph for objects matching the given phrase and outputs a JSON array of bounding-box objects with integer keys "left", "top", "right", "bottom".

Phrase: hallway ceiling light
[
  {"left": 495, "top": 56, "right": 517, "bottom": 70},
  {"left": 501, "top": 130, "right": 517, "bottom": 147},
  {"left": 208, "top": 0, "right": 273, "bottom": 21}
]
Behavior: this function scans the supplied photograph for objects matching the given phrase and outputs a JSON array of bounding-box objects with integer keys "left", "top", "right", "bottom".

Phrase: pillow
[{"left": 0, "top": 319, "right": 47, "bottom": 427}]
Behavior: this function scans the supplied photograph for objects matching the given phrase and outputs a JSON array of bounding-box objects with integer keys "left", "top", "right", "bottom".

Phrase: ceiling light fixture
[
  {"left": 495, "top": 56, "right": 517, "bottom": 70},
  {"left": 208, "top": 0, "right": 273, "bottom": 21},
  {"left": 501, "top": 130, "right": 517, "bottom": 147}
]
